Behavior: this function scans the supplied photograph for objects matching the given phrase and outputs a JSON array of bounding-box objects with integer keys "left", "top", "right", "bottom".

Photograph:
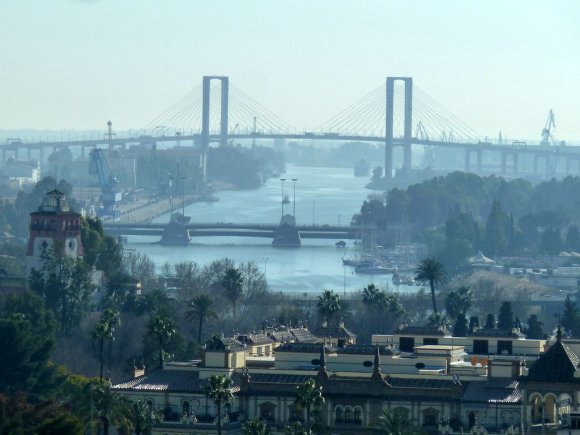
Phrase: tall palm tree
[
  {"left": 125, "top": 399, "right": 161, "bottom": 435},
  {"left": 146, "top": 314, "right": 176, "bottom": 368},
  {"left": 317, "top": 289, "right": 346, "bottom": 324},
  {"left": 92, "top": 308, "right": 121, "bottom": 382},
  {"left": 362, "top": 284, "right": 385, "bottom": 308},
  {"left": 92, "top": 381, "right": 130, "bottom": 435},
  {"left": 415, "top": 257, "right": 446, "bottom": 314},
  {"left": 205, "top": 375, "right": 234, "bottom": 435},
  {"left": 222, "top": 268, "right": 244, "bottom": 318},
  {"left": 294, "top": 378, "right": 324, "bottom": 433},
  {"left": 186, "top": 294, "right": 219, "bottom": 343},
  {"left": 374, "top": 408, "right": 425, "bottom": 435}
]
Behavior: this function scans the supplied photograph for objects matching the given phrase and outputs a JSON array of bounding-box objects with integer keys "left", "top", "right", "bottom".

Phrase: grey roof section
[
  {"left": 469, "top": 328, "right": 526, "bottom": 338},
  {"left": 523, "top": 339, "right": 580, "bottom": 383},
  {"left": 462, "top": 379, "right": 521, "bottom": 404},
  {"left": 113, "top": 369, "right": 241, "bottom": 393},
  {"left": 290, "top": 328, "right": 318, "bottom": 343},
  {"left": 276, "top": 342, "right": 335, "bottom": 353},
  {"left": 336, "top": 344, "right": 399, "bottom": 356},
  {"left": 313, "top": 324, "right": 357, "bottom": 339},
  {"left": 395, "top": 325, "right": 448, "bottom": 336}
]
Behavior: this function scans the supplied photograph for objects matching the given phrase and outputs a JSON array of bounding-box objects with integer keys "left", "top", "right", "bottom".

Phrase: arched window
[
  {"left": 354, "top": 407, "right": 362, "bottom": 424},
  {"left": 335, "top": 407, "right": 343, "bottom": 423},
  {"left": 345, "top": 407, "right": 353, "bottom": 423},
  {"left": 182, "top": 401, "right": 190, "bottom": 416}
]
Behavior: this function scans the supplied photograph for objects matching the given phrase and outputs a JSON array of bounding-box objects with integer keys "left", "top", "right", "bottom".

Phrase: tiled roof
[
  {"left": 524, "top": 340, "right": 580, "bottom": 383},
  {"left": 238, "top": 333, "right": 273, "bottom": 346},
  {"left": 395, "top": 325, "right": 447, "bottom": 336},
  {"left": 206, "top": 336, "right": 246, "bottom": 352},
  {"left": 336, "top": 345, "right": 399, "bottom": 356},
  {"left": 313, "top": 324, "right": 356, "bottom": 339},
  {"left": 269, "top": 330, "right": 294, "bottom": 342},
  {"left": 462, "top": 379, "right": 521, "bottom": 404},
  {"left": 113, "top": 369, "right": 241, "bottom": 393},
  {"left": 291, "top": 328, "right": 317, "bottom": 343},
  {"left": 469, "top": 328, "right": 525, "bottom": 338}
]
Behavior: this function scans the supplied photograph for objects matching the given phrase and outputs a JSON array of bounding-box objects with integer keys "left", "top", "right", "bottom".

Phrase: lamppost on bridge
[
  {"left": 181, "top": 175, "right": 186, "bottom": 215},
  {"left": 280, "top": 178, "right": 286, "bottom": 218},
  {"left": 291, "top": 178, "right": 297, "bottom": 218}
]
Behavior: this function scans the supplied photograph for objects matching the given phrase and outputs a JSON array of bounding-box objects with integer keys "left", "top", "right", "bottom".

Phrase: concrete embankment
[{"left": 103, "top": 194, "right": 202, "bottom": 224}]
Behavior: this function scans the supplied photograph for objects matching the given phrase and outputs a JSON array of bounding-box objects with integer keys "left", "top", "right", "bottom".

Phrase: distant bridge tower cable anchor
[
  {"left": 385, "top": 77, "right": 413, "bottom": 179},
  {"left": 201, "top": 75, "right": 229, "bottom": 182}
]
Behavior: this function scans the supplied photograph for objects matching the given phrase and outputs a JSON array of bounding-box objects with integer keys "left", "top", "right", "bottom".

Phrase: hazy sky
[{"left": 1, "top": 0, "right": 579, "bottom": 140}]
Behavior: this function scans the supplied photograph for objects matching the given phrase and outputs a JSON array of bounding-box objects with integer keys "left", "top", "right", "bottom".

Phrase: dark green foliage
[
  {"left": 562, "top": 295, "right": 580, "bottom": 336},
  {"left": 484, "top": 200, "right": 512, "bottom": 256},
  {"left": 35, "top": 413, "right": 84, "bottom": 435},
  {"left": 186, "top": 294, "right": 219, "bottom": 343},
  {"left": 146, "top": 314, "right": 176, "bottom": 368},
  {"left": 469, "top": 316, "right": 480, "bottom": 333},
  {"left": 453, "top": 313, "right": 468, "bottom": 337},
  {"left": 28, "top": 241, "right": 93, "bottom": 334},
  {"left": 317, "top": 289, "right": 348, "bottom": 324},
  {"left": 208, "top": 145, "right": 284, "bottom": 189},
  {"left": 498, "top": 301, "right": 514, "bottom": 331},
  {"left": 0, "top": 292, "right": 63, "bottom": 395},
  {"left": 242, "top": 418, "right": 272, "bottom": 435},
  {"left": 357, "top": 198, "right": 387, "bottom": 229},
  {"left": 526, "top": 314, "right": 544, "bottom": 339},
  {"left": 541, "top": 227, "right": 563, "bottom": 255},
  {"left": 445, "top": 285, "right": 474, "bottom": 319},
  {"left": 222, "top": 268, "right": 244, "bottom": 318},
  {"left": 566, "top": 225, "right": 580, "bottom": 252},
  {"left": 485, "top": 313, "right": 496, "bottom": 329}
]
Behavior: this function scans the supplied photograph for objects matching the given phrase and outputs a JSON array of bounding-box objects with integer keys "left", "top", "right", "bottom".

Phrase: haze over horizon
[{"left": 1, "top": 1, "right": 579, "bottom": 141}]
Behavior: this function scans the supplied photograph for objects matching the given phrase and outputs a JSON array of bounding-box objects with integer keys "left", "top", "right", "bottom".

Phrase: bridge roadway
[
  {"left": 103, "top": 222, "right": 370, "bottom": 240},
  {"left": 5, "top": 133, "right": 580, "bottom": 158}
]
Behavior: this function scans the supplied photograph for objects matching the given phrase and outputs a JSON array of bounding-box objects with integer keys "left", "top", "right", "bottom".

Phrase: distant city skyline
[{"left": 1, "top": 1, "right": 579, "bottom": 141}]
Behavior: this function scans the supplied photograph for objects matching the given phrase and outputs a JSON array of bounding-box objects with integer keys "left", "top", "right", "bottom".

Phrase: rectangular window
[
  {"left": 423, "top": 338, "right": 439, "bottom": 346},
  {"left": 473, "top": 339, "right": 489, "bottom": 354},
  {"left": 497, "top": 340, "right": 513, "bottom": 355},
  {"left": 399, "top": 337, "right": 415, "bottom": 352}
]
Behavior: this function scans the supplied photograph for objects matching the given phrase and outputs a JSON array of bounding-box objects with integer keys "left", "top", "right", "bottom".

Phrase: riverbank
[{"left": 104, "top": 194, "right": 205, "bottom": 224}]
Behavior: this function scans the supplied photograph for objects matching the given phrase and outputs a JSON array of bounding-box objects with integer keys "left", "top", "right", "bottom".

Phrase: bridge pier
[
  {"left": 464, "top": 149, "right": 483, "bottom": 172},
  {"left": 501, "top": 151, "right": 518, "bottom": 175}
]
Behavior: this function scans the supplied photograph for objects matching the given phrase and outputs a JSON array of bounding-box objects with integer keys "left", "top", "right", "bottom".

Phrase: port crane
[
  {"left": 89, "top": 148, "right": 121, "bottom": 217},
  {"left": 540, "top": 110, "right": 566, "bottom": 176}
]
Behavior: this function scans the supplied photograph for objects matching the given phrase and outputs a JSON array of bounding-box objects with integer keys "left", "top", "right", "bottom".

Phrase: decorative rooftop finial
[
  {"left": 557, "top": 323, "right": 562, "bottom": 342},
  {"left": 318, "top": 344, "right": 328, "bottom": 379},
  {"left": 372, "top": 345, "right": 383, "bottom": 381}
]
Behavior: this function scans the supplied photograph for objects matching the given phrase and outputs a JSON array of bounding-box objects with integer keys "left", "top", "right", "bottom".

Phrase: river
[{"left": 125, "top": 165, "right": 419, "bottom": 294}]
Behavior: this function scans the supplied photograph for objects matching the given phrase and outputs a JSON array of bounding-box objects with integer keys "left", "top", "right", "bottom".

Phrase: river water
[{"left": 126, "top": 165, "right": 418, "bottom": 294}]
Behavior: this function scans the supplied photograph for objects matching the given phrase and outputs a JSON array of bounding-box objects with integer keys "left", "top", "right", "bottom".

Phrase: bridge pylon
[
  {"left": 385, "top": 77, "right": 413, "bottom": 179},
  {"left": 201, "top": 76, "right": 229, "bottom": 182}
]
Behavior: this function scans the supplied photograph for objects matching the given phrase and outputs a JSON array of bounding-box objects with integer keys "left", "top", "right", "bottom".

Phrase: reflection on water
[{"left": 126, "top": 165, "right": 419, "bottom": 294}]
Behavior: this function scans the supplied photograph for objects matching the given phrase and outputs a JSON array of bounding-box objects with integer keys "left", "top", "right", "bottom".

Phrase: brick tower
[{"left": 26, "top": 189, "right": 83, "bottom": 276}]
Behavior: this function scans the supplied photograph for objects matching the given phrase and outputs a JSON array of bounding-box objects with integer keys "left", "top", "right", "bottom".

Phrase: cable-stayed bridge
[{"left": 3, "top": 76, "right": 578, "bottom": 178}]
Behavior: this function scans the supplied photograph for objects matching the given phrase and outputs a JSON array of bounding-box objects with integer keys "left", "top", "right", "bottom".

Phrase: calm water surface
[{"left": 126, "top": 165, "right": 418, "bottom": 294}]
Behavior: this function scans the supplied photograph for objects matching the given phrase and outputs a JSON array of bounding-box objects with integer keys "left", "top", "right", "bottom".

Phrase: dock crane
[
  {"left": 540, "top": 110, "right": 566, "bottom": 176},
  {"left": 89, "top": 148, "right": 122, "bottom": 217}
]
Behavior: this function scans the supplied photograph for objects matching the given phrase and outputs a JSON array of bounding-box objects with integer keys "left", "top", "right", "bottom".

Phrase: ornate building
[{"left": 26, "top": 189, "right": 83, "bottom": 276}]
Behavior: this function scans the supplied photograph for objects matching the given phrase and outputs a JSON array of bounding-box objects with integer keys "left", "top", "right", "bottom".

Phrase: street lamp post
[
  {"left": 280, "top": 178, "right": 286, "bottom": 218},
  {"left": 181, "top": 176, "right": 186, "bottom": 215},
  {"left": 169, "top": 175, "right": 174, "bottom": 214},
  {"left": 262, "top": 257, "right": 269, "bottom": 274},
  {"left": 291, "top": 178, "right": 298, "bottom": 218}
]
